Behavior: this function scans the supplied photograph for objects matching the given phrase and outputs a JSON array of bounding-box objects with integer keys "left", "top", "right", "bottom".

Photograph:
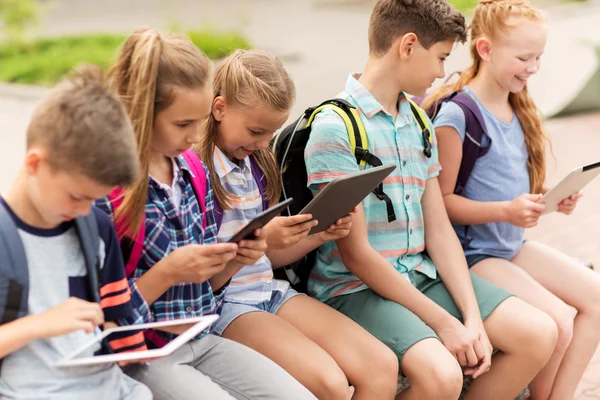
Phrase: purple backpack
[
  {"left": 417, "top": 90, "right": 491, "bottom": 195},
  {"left": 213, "top": 156, "right": 268, "bottom": 230}
]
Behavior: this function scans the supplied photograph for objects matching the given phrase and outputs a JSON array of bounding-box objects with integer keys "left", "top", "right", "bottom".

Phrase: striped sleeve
[
  {"left": 305, "top": 110, "right": 360, "bottom": 191},
  {"left": 93, "top": 207, "right": 147, "bottom": 353}
]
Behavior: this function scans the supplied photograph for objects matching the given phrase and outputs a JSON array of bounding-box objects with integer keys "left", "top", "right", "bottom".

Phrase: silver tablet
[
  {"left": 541, "top": 161, "right": 600, "bottom": 214},
  {"left": 300, "top": 164, "right": 396, "bottom": 234}
]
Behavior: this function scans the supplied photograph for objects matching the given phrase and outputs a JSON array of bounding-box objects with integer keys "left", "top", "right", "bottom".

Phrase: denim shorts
[{"left": 212, "top": 286, "right": 304, "bottom": 335}]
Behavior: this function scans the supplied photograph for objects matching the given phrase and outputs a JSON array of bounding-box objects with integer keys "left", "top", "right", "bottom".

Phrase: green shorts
[{"left": 326, "top": 270, "right": 512, "bottom": 370}]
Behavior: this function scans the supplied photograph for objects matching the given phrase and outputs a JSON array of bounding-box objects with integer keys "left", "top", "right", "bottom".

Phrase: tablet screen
[{"left": 55, "top": 315, "right": 219, "bottom": 367}]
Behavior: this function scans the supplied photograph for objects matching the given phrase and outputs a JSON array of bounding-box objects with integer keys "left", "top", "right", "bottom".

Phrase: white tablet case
[
  {"left": 55, "top": 315, "right": 219, "bottom": 367},
  {"left": 541, "top": 161, "right": 600, "bottom": 214}
]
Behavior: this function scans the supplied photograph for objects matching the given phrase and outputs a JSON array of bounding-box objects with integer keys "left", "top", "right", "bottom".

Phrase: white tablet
[
  {"left": 541, "top": 161, "right": 600, "bottom": 214},
  {"left": 55, "top": 315, "right": 219, "bottom": 367},
  {"left": 300, "top": 164, "right": 396, "bottom": 234}
]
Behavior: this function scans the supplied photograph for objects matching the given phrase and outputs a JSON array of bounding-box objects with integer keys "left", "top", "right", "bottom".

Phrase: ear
[
  {"left": 476, "top": 37, "right": 493, "bottom": 63},
  {"left": 211, "top": 96, "right": 227, "bottom": 122},
  {"left": 398, "top": 33, "right": 419, "bottom": 60},
  {"left": 23, "top": 149, "right": 44, "bottom": 176}
]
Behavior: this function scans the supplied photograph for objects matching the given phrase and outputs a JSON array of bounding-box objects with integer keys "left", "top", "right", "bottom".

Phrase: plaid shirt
[{"left": 96, "top": 155, "right": 226, "bottom": 342}]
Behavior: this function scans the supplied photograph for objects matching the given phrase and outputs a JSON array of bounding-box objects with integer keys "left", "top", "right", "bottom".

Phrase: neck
[
  {"left": 468, "top": 66, "right": 511, "bottom": 107},
  {"left": 3, "top": 170, "right": 56, "bottom": 229},
  {"left": 360, "top": 56, "right": 403, "bottom": 114},
  {"left": 147, "top": 150, "right": 173, "bottom": 185}
]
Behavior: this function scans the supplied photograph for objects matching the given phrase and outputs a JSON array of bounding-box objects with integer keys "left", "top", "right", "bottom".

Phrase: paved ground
[{"left": 1, "top": 0, "right": 600, "bottom": 397}]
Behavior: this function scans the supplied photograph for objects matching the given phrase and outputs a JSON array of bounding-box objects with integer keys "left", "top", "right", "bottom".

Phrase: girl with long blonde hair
[{"left": 424, "top": 1, "right": 600, "bottom": 398}]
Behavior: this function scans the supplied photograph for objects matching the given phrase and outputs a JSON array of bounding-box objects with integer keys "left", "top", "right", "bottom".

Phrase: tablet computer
[
  {"left": 227, "top": 198, "right": 294, "bottom": 243},
  {"left": 55, "top": 315, "right": 219, "bottom": 367},
  {"left": 541, "top": 161, "right": 600, "bottom": 214},
  {"left": 300, "top": 164, "right": 396, "bottom": 235}
]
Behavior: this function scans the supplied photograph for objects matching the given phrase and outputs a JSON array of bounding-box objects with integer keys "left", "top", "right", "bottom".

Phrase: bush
[{"left": 0, "top": 30, "right": 251, "bottom": 86}]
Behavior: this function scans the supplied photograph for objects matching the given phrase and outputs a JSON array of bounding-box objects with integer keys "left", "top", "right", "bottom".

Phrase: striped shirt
[
  {"left": 305, "top": 73, "right": 441, "bottom": 302},
  {"left": 213, "top": 146, "right": 289, "bottom": 304},
  {"left": 96, "top": 155, "right": 226, "bottom": 342}
]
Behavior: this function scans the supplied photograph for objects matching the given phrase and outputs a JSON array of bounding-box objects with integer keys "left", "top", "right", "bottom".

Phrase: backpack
[
  {"left": 270, "top": 97, "right": 433, "bottom": 293},
  {"left": 416, "top": 90, "right": 491, "bottom": 196},
  {"left": 0, "top": 201, "right": 103, "bottom": 367},
  {"left": 108, "top": 149, "right": 208, "bottom": 348},
  {"left": 413, "top": 90, "right": 491, "bottom": 249}
]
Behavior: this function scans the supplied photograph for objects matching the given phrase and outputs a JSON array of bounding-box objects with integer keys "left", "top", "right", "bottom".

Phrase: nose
[
  {"left": 76, "top": 200, "right": 93, "bottom": 217},
  {"left": 188, "top": 124, "right": 202, "bottom": 144},
  {"left": 437, "top": 64, "right": 446, "bottom": 79},
  {"left": 255, "top": 137, "right": 272, "bottom": 150}
]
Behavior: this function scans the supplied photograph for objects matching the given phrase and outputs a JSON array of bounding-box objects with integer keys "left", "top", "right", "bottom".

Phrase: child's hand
[
  {"left": 462, "top": 320, "right": 493, "bottom": 379},
  {"left": 436, "top": 317, "right": 490, "bottom": 378},
  {"left": 264, "top": 214, "right": 317, "bottom": 250},
  {"left": 504, "top": 193, "right": 546, "bottom": 228},
  {"left": 557, "top": 192, "right": 582, "bottom": 215},
  {"left": 36, "top": 297, "right": 104, "bottom": 338},
  {"left": 164, "top": 243, "right": 238, "bottom": 284},
  {"left": 229, "top": 228, "right": 268, "bottom": 267},
  {"left": 316, "top": 208, "right": 357, "bottom": 243}
]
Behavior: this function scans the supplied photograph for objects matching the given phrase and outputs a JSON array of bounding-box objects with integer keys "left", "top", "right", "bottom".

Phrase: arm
[
  {"left": 336, "top": 201, "right": 455, "bottom": 329},
  {"left": 0, "top": 316, "right": 42, "bottom": 358},
  {"left": 436, "top": 126, "right": 510, "bottom": 225},
  {"left": 422, "top": 177, "right": 481, "bottom": 321},
  {"left": 267, "top": 234, "right": 323, "bottom": 268}
]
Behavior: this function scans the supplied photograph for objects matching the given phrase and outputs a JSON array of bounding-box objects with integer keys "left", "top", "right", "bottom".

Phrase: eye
[
  {"left": 249, "top": 129, "right": 262, "bottom": 136},
  {"left": 176, "top": 122, "right": 191, "bottom": 128},
  {"left": 69, "top": 194, "right": 82, "bottom": 201},
  {"left": 440, "top": 57, "right": 447, "bottom": 62},
  {"left": 517, "top": 56, "right": 528, "bottom": 62}
]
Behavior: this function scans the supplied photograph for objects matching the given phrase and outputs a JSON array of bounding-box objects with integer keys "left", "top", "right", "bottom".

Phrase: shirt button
[
  {"left": 405, "top": 194, "right": 410, "bottom": 201},
  {"left": 265, "top": 279, "right": 273, "bottom": 284},
  {"left": 186, "top": 307, "right": 193, "bottom": 313},
  {"left": 409, "top": 228, "right": 413, "bottom": 235},
  {"left": 402, "top": 160, "right": 407, "bottom": 167}
]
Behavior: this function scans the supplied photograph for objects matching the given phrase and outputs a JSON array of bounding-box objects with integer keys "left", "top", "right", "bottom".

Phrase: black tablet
[{"left": 228, "top": 198, "right": 294, "bottom": 243}]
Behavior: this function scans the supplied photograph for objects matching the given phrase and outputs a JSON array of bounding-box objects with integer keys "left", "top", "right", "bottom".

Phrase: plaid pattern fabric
[{"left": 96, "top": 155, "right": 226, "bottom": 342}]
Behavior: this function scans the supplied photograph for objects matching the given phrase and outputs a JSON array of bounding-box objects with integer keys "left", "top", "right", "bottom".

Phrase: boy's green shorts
[{"left": 326, "top": 270, "right": 512, "bottom": 370}]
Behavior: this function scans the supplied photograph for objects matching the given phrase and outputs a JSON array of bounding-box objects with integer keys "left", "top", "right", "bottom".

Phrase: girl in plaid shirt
[{"left": 97, "top": 29, "right": 315, "bottom": 400}]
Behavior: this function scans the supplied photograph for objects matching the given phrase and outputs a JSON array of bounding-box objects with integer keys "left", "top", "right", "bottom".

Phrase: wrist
[
  {"left": 27, "top": 314, "right": 49, "bottom": 340},
  {"left": 155, "top": 257, "right": 178, "bottom": 286},
  {"left": 499, "top": 201, "right": 511, "bottom": 223}
]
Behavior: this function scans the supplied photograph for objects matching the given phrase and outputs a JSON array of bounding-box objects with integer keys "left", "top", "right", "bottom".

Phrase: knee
[
  {"left": 520, "top": 310, "right": 559, "bottom": 365},
  {"left": 353, "top": 346, "right": 399, "bottom": 393},
  {"left": 314, "top": 367, "right": 351, "bottom": 400},
  {"left": 552, "top": 307, "right": 576, "bottom": 353},
  {"left": 417, "top": 357, "right": 463, "bottom": 399}
]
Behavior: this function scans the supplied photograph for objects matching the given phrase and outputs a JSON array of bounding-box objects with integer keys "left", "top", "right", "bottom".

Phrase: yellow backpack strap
[
  {"left": 407, "top": 98, "right": 433, "bottom": 158},
  {"left": 306, "top": 99, "right": 370, "bottom": 167}
]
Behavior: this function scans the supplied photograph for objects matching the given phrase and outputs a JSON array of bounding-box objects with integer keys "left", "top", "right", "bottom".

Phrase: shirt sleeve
[
  {"left": 432, "top": 101, "right": 467, "bottom": 142},
  {"left": 93, "top": 207, "right": 147, "bottom": 353},
  {"left": 305, "top": 109, "right": 360, "bottom": 192},
  {"left": 424, "top": 113, "right": 442, "bottom": 180}
]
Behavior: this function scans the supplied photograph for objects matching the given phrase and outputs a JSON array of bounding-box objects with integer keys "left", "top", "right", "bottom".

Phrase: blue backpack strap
[
  {"left": 74, "top": 212, "right": 101, "bottom": 304},
  {"left": 0, "top": 202, "right": 29, "bottom": 325},
  {"left": 450, "top": 91, "right": 490, "bottom": 196}
]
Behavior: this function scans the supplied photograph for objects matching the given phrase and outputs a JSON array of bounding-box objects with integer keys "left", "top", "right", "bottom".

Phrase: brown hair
[
  {"left": 108, "top": 28, "right": 212, "bottom": 237},
  {"left": 27, "top": 64, "right": 139, "bottom": 188},
  {"left": 196, "top": 50, "right": 295, "bottom": 211},
  {"left": 422, "top": 0, "right": 548, "bottom": 193},
  {"left": 369, "top": 0, "right": 467, "bottom": 56}
]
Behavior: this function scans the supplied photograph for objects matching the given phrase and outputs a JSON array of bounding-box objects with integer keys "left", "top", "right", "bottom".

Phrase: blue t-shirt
[{"left": 433, "top": 86, "right": 530, "bottom": 260}]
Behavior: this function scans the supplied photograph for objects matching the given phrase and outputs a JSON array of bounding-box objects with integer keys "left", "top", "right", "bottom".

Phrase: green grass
[{"left": 0, "top": 30, "right": 251, "bottom": 86}]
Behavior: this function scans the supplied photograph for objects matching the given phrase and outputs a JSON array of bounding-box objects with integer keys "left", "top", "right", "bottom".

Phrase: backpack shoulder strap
[
  {"left": 249, "top": 155, "right": 269, "bottom": 211},
  {"left": 407, "top": 98, "right": 434, "bottom": 159},
  {"left": 74, "top": 212, "right": 101, "bottom": 304},
  {"left": 448, "top": 91, "right": 490, "bottom": 195},
  {"left": 0, "top": 202, "right": 29, "bottom": 325},
  {"left": 305, "top": 99, "right": 396, "bottom": 222},
  {"left": 108, "top": 188, "right": 145, "bottom": 278},
  {"left": 181, "top": 150, "right": 207, "bottom": 230}
]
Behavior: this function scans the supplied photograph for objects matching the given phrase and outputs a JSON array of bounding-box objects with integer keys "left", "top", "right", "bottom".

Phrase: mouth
[
  {"left": 241, "top": 147, "right": 253, "bottom": 156},
  {"left": 515, "top": 75, "right": 528, "bottom": 84},
  {"left": 61, "top": 215, "right": 75, "bottom": 221}
]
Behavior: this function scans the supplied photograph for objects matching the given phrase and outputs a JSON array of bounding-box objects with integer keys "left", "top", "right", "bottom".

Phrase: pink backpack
[{"left": 109, "top": 150, "right": 208, "bottom": 277}]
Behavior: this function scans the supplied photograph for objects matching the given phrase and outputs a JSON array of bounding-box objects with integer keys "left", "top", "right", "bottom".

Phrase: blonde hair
[
  {"left": 27, "top": 64, "right": 139, "bottom": 187},
  {"left": 422, "top": 0, "right": 548, "bottom": 193},
  {"left": 196, "top": 50, "right": 295, "bottom": 211},
  {"left": 108, "top": 28, "right": 212, "bottom": 237},
  {"left": 369, "top": 0, "right": 467, "bottom": 55}
]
